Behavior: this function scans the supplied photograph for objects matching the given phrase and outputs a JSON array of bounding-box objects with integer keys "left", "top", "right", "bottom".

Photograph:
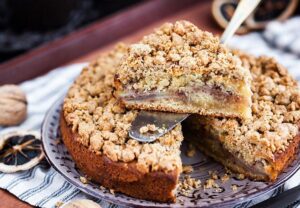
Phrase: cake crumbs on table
[
  {"left": 209, "top": 170, "right": 219, "bottom": 180},
  {"left": 139, "top": 124, "right": 157, "bottom": 134},
  {"left": 236, "top": 173, "right": 245, "bottom": 180},
  {"left": 54, "top": 138, "right": 61, "bottom": 145},
  {"left": 215, "top": 187, "right": 223, "bottom": 193},
  {"left": 178, "top": 175, "right": 201, "bottom": 196},
  {"left": 186, "top": 143, "right": 196, "bottom": 157},
  {"left": 221, "top": 173, "right": 230, "bottom": 183},
  {"left": 182, "top": 165, "right": 193, "bottom": 174},
  {"left": 231, "top": 184, "right": 238, "bottom": 191},
  {"left": 109, "top": 189, "right": 115, "bottom": 195},
  {"left": 204, "top": 178, "right": 219, "bottom": 189},
  {"left": 80, "top": 176, "right": 88, "bottom": 184}
]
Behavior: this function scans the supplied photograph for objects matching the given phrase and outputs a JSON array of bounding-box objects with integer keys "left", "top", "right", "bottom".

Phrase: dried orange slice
[{"left": 0, "top": 130, "right": 44, "bottom": 173}]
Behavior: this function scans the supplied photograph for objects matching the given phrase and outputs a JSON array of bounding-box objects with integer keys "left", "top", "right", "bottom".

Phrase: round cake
[{"left": 61, "top": 21, "right": 300, "bottom": 203}]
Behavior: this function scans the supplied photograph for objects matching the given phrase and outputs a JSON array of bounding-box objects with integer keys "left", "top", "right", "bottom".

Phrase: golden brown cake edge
[{"left": 60, "top": 115, "right": 179, "bottom": 203}]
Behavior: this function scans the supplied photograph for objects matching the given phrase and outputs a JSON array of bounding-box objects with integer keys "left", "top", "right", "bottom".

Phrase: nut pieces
[{"left": 0, "top": 85, "right": 27, "bottom": 126}]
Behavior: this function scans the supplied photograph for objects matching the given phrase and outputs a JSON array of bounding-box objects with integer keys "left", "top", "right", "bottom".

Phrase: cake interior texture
[
  {"left": 183, "top": 51, "right": 300, "bottom": 181},
  {"left": 114, "top": 21, "right": 252, "bottom": 119}
]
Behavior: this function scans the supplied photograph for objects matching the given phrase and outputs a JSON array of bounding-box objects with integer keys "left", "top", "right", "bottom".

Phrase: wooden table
[{"left": 0, "top": 0, "right": 221, "bottom": 207}]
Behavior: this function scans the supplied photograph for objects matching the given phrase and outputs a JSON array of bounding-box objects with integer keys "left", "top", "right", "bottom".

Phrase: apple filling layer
[{"left": 118, "top": 85, "right": 251, "bottom": 118}]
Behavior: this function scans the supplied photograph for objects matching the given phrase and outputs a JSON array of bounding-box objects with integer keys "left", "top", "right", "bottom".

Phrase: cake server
[{"left": 129, "top": 0, "right": 261, "bottom": 142}]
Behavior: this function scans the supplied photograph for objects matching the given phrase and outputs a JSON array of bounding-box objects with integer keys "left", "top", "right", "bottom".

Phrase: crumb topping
[
  {"left": 139, "top": 124, "right": 158, "bottom": 134},
  {"left": 116, "top": 20, "right": 252, "bottom": 99},
  {"left": 197, "top": 52, "right": 300, "bottom": 166},
  {"left": 63, "top": 44, "right": 183, "bottom": 173}
]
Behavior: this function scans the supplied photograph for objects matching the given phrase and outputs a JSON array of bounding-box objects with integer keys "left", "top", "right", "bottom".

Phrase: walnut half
[{"left": 0, "top": 85, "right": 27, "bottom": 126}]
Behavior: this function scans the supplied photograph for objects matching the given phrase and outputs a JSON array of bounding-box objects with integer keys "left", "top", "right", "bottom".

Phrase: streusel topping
[
  {"left": 63, "top": 44, "right": 183, "bottom": 173},
  {"left": 116, "top": 20, "right": 251, "bottom": 94},
  {"left": 198, "top": 52, "right": 300, "bottom": 165}
]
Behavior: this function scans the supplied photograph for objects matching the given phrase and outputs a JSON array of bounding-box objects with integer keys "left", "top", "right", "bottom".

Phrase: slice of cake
[
  {"left": 114, "top": 21, "right": 252, "bottom": 119},
  {"left": 183, "top": 52, "right": 300, "bottom": 181},
  {"left": 61, "top": 44, "right": 183, "bottom": 202}
]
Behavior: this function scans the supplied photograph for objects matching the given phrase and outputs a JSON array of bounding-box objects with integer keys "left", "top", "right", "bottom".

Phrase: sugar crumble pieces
[
  {"left": 109, "top": 189, "right": 115, "bottom": 195},
  {"left": 80, "top": 176, "right": 88, "bottom": 184},
  {"left": 221, "top": 173, "right": 230, "bottom": 183},
  {"left": 182, "top": 165, "right": 193, "bottom": 174},
  {"left": 231, "top": 184, "right": 238, "bottom": 191},
  {"left": 177, "top": 169, "right": 244, "bottom": 197},
  {"left": 117, "top": 20, "right": 251, "bottom": 95},
  {"left": 186, "top": 142, "right": 196, "bottom": 157},
  {"left": 139, "top": 124, "right": 157, "bottom": 134},
  {"left": 139, "top": 124, "right": 166, "bottom": 134},
  {"left": 177, "top": 175, "right": 201, "bottom": 196}
]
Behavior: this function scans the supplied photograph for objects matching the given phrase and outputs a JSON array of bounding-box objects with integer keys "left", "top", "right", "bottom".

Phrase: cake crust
[{"left": 60, "top": 116, "right": 179, "bottom": 202}]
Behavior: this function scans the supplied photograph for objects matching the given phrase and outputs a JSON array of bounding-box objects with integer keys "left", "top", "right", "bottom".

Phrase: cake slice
[
  {"left": 183, "top": 52, "right": 300, "bottom": 181},
  {"left": 114, "top": 21, "right": 252, "bottom": 119}
]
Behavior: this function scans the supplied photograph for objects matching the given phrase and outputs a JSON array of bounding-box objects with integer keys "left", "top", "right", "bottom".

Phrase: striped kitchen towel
[
  {"left": 0, "top": 64, "right": 116, "bottom": 208},
  {"left": 1, "top": 16, "right": 300, "bottom": 208}
]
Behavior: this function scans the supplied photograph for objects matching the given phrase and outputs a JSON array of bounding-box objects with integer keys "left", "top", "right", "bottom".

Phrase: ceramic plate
[{"left": 42, "top": 96, "right": 300, "bottom": 207}]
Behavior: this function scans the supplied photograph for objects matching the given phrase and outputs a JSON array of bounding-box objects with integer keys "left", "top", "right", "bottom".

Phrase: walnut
[
  {"left": 0, "top": 85, "right": 27, "bottom": 126},
  {"left": 62, "top": 199, "right": 101, "bottom": 208}
]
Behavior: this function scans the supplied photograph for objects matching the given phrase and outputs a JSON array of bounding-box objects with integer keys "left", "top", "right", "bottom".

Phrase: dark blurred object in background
[
  {"left": 212, "top": 0, "right": 299, "bottom": 34},
  {"left": 0, "top": 0, "right": 141, "bottom": 63}
]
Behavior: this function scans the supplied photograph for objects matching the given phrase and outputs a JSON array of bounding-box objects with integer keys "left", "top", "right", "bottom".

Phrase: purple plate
[{"left": 42, "top": 96, "right": 300, "bottom": 207}]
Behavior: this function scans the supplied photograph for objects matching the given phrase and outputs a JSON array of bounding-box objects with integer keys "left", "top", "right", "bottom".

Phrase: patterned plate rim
[{"left": 41, "top": 95, "right": 300, "bottom": 207}]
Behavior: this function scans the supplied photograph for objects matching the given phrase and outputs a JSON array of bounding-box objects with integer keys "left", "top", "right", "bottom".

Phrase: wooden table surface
[{"left": 0, "top": 1, "right": 221, "bottom": 207}]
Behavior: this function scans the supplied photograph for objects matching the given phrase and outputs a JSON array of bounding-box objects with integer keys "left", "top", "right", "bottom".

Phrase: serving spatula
[{"left": 129, "top": 0, "right": 261, "bottom": 142}]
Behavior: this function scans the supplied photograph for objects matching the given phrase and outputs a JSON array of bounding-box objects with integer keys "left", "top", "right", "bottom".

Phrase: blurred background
[
  {"left": 0, "top": 0, "right": 299, "bottom": 63},
  {"left": 0, "top": 0, "right": 141, "bottom": 62}
]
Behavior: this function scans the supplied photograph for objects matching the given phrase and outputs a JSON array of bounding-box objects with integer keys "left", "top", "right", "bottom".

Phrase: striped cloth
[
  {"left": 1, "top": 16, "right": 300, "bottom": 208},
  {"left": 0, "top": 64, "right": 115, "bottom": 208}
]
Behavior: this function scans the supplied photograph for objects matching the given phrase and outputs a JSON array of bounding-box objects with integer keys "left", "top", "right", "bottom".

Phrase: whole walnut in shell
[
  {"left": 62, "top": 199, "right": 101, "bottom": 208},
  {"left": 0, "top": 85, "right": 27, "bottom": 126}
]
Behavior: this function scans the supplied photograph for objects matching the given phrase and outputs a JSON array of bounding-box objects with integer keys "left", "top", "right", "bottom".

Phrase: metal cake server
[{"left": 129, "top": 0, "right": 261, "bottom": 142}]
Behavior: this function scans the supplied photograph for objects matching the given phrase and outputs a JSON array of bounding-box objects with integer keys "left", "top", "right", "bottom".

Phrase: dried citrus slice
[{"left": 0, "top": 130, "right": 44, "bottom": 173}]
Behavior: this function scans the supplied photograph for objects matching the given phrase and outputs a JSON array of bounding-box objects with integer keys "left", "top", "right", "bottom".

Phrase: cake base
[{"left": 60, "top": 116, "right": 179, "bottom": 203}]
